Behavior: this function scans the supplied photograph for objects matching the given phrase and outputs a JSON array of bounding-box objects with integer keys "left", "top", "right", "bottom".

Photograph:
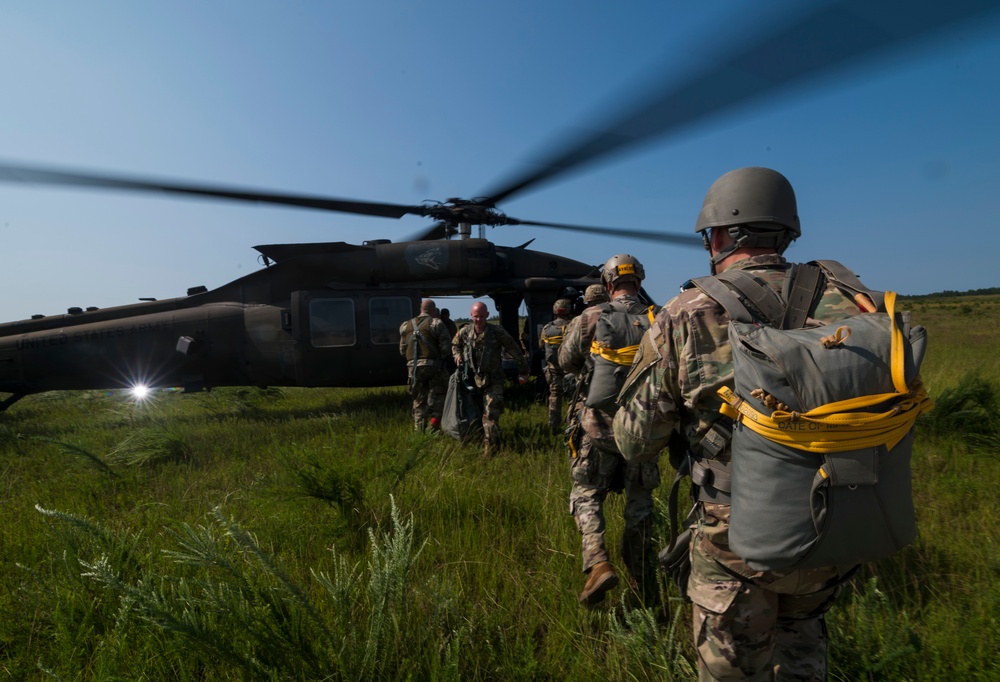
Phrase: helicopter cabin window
[
  {"left": 309, "top": 298, "right": 356, "bottom": 347},
  {"left": 369, "top": 297, "right": 412, "bottom": 345}
]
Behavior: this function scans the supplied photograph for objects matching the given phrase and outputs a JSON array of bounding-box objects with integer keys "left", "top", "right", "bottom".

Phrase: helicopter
[{"left": 0, "top": 0, "right": 996, "bottom": 411}]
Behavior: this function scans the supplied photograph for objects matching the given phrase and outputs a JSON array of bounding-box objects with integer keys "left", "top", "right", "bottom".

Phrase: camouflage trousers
[
  {"left": 544, "top": 367, "right": 567, "bottom": 428},
  {"left": 689, "top": 503, "right": 843, "bottom": 681},
  {"left": 408, "top": 365, "right": 448, "bottom": 430},
  {"left": 569, "top": 435, "right": 660, "bottom": 596},
  {"left": 468, "top": 380, "right": 505, "bottom": 444}
]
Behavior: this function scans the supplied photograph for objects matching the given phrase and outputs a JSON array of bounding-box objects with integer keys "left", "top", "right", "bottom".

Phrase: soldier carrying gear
[
  {"left": 399, "top": 299, "right": 452, "bottom": 432},
  {"left": 452, "top": 301, "right": 529, "bottom": 458},
  {"left": 538, "top": 298, "right": 575, "bottom": 433},
  {"left": 583, "top": 283, "right": 610, "bottom": 305},
  {"left": 614, "top": 167, "right": 914, "bottom": 680},
  {"left": 559, "top": 254, "right": 661, "bottom": 609}
]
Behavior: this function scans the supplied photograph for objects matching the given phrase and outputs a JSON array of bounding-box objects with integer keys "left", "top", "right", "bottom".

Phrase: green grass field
[{"left": 1, "top": 296, "right": 998, "bottom": 680}]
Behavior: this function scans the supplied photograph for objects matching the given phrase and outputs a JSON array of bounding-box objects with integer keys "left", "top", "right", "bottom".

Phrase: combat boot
[{"left": 578, "top": 561, "right": 619, "bottom": 608}]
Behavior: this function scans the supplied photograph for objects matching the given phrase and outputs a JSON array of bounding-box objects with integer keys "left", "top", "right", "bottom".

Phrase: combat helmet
[
  {"left": 695, "top": 167, "right": 800, "bottom": 267},
  {"left": 552, "top": 298, "right": 573, "bottom": 316},
  {"left": 601, "top": 254, "right": 645, "bottom": 289},
  {"left": 584, "top": 283, "right": 610, "bottom": 304}
]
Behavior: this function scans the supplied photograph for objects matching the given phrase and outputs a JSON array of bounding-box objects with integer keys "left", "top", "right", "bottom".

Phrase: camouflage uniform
[
  {"left": 559, "top": 292, "right": 661, "bottom": 602},
  {"left": 399, "top": 313, "right": 452, "bottom": 431},
  {"left": 615, "top": 254, "right": 863, "bottom": 681},
  {"left": 539, "top": 313, "right": 573, "bottom": 431},
  {"left": 452, "top": 322, "right": 528, "bottom": 446},
  {"left": 439, "top": 310, "right": 459, "bottom": 342}
]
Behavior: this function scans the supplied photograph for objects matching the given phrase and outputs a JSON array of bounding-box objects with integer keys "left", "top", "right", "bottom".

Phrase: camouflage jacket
[
  {"left": 452, "top": 322, "right": 528, "bottom": 388},
  {"left": 614, "top": 255, "right": 863, "bottom": 464},
  {"left": 398, "top": 314, "right": 452, "bottom": 369},
  {"left": 560, "top": 292, "right": 648, "bottom": 443}
]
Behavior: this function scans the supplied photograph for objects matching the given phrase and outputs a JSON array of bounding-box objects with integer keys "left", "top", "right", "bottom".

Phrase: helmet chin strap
[
  {"left": 705, "top": 225, "right": 795, "bottom": 274},
  {"left": 703, "top": 228, "right": 740, "bottom": 275}
]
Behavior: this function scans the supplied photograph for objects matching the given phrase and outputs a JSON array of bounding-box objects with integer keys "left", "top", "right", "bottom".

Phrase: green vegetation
[{"left": 1, "top": 296, "right": 998, "bottom": 680}]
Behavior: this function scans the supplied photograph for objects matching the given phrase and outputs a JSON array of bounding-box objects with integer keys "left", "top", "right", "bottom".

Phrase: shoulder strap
[
  {"left": 693, "top": 265, "right": 826, "bottom": 330},
  {"left": 811, "top": 260, "right": 886, "bottom": 312},
  {"left": 779, "top": 263, "right": 823, "bottom": 330},
  {"left": 689, "top": 275, "right": 755, "bottom": 324},
  {"left": 716, "top": 270, "right": 785, "bottom": 326}
]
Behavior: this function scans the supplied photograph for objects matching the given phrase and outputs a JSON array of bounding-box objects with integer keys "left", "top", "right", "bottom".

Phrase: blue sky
[{"left": 1, "top": 1, "right": 998, "bottom": 323}]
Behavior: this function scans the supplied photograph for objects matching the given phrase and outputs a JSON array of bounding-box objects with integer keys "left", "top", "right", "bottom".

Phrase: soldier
[
  {"left": 559, "top": 255, "right": 660, "bottom": 608},
  {"left": 451, "top": 301, "right": 529, "bottom": 457},
  {"left": 538, "top": 298, "right": 575, "bottom": 433},
  {"left": 399, "top": 299, "right": 452, "bottom": 432},
  {"left": 439, "top": 307, "right": 458, "bottom": 341},
  {"left": 615, "top": 167, "right": 868, "bottom": 680}
]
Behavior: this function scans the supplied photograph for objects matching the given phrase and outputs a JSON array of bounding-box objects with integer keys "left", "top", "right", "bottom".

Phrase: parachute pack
[
  {"left": 540, "top": 319, "right": 568, "bottom": 366},
  {"left": 585, "top": 301, "right": 656, "bottom": 413},
  {"left": 691, "top": 260, "right": 933, "bottom": 571}
]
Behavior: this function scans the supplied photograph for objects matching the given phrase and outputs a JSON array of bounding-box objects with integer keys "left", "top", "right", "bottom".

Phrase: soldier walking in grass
[
  {"left": 538, "top": 298, "right": 575, "bottom": 433},
  {"left": 399, "top": 299, "right": 452, "bottom": 432},
  {"left": 559, "top": 255, "right": 660, "bottom": 608},
  {"left": 615, "top": 167, "right": 885, "bottom": 680},
  {"left": 452, "top": 301, "right": 528, "bottom": 457}
]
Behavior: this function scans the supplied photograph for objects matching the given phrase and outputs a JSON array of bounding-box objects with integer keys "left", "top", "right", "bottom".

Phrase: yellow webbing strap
[
  {"left": 591, "top": 341, "right": 640, "bottom": 366},
  {"left": 589, "top": 306, "right": 657, "bottom": 366},
  {"left": 542, "top": 334, "right": 564, "bottom": 345},
  {"left": 717, "top": 291, "right": 934, "bottom": 453}
]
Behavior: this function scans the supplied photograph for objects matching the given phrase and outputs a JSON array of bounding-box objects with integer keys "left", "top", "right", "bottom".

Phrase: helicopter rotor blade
[
  {"left": 512, "top": 219, "right": 703, "bottom": 247},
  {"left": 482, "top": 0, "right": 1000, "bottom": 205},
  {"left": 0, "top": 161, "right": 420, "bottom": 220}
]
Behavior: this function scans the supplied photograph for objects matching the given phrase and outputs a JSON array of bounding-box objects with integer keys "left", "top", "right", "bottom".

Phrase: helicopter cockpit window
[
  {"left": 369, "top": 297, "right": 412, "bottom": 345},
  {"left": 309, "top": 298, "right": 355, "bottom": 348}
]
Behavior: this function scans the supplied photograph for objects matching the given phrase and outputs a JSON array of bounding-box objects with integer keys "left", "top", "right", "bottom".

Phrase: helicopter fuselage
[{"left": 0, "top": 238, "right": 598, "bottom": 406}]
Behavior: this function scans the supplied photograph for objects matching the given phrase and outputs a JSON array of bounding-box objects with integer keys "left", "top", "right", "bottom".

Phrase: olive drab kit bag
[
  {"left": 691, "top": 260, "right": 933, "bottom": 572},
  {"left": 441, "top": 367, "right": 482, "bottom": 441},
  {"left": 441, "top": 326, "right": 485, "bottom": 442}
]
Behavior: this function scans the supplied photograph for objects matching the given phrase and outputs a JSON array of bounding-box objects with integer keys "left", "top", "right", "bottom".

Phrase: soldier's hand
[{"left": 453, "top": 355, "right": 462, "bottom": 367}]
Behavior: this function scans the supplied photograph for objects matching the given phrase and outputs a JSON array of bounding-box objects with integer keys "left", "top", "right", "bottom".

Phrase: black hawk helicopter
[{"left": 0, "top": 0, "right": 995, "bottom": 410}]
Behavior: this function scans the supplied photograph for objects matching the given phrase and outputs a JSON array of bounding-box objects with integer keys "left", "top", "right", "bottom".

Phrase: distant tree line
[{"left": 903, "top": 287, "right": 1000, "bottom": 299}]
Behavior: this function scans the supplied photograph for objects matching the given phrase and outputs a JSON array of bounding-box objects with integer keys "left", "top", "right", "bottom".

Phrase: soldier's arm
[
  {"left": 398, "top": 322, "right": 408, "bottom": 357},
  {"left": 614, "top": 319, "right": 680, "bottom": 463},
  {"left": 451, "top": 327, "right": 465, "bottom": 365},
  {"left": 557, "top": 311, "right": 594, "bottom": 374}
]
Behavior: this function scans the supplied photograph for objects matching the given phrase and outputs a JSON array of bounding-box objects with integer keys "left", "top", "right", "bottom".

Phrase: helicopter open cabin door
[{"left": 292, "top": 290, "right": 416, "bottom": 388}]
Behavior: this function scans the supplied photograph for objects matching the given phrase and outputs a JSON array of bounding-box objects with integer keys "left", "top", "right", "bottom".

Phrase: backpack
[
  {"left": 690, "top": 260, "right": 933, "bottom": 571},
  {"left": 540, "top": 320, "right": 567, "bottom": 367},
  {"left": 402, "top": 316, "right": 434, "bottom": 363},
  {"left": 584, "top": 301, "right": 656, "bottom": 412}
]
